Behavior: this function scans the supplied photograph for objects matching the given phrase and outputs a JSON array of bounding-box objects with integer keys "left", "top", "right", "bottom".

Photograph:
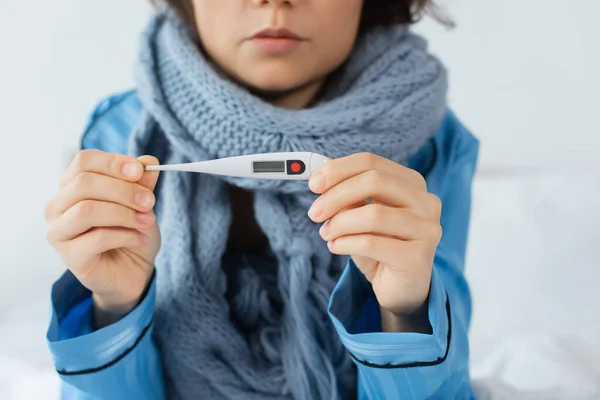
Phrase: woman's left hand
[{"left": 307, "top": 152, "right": 443, "bottom": 333}]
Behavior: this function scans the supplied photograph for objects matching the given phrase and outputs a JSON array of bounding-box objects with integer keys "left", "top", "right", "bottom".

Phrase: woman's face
[{"left": 191, "top": 0, "right": 363, "bottom": 100}]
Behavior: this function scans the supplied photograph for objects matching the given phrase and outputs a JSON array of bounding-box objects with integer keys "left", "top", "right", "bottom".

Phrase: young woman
[{"left": 44, "top": 0, "right": 479, "bottom": 399}]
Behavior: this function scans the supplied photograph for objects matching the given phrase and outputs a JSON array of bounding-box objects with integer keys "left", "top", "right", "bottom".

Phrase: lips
[
  {"left": 248, "top": 28, "right": 306, "bottom": 55},
  {"left": 250, "top": 28, "right": 304, "bottom": 40}
]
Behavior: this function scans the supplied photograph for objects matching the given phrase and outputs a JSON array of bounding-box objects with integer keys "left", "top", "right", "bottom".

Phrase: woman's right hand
[{"left": 45, "top": 150, "right": 161, "bottom": 327}]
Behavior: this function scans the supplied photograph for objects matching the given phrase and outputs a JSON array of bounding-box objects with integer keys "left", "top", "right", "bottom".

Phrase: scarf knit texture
[{"left": 130, "top": 12, "right": 448, "bottom": 400}]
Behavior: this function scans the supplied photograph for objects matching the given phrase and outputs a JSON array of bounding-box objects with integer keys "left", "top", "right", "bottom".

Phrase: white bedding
[
  {"left": 2, "top": 170, "right": 599, "bottom": 399},
  {"left": 467, "top": 170, "right": 600, "bottom": 398}
]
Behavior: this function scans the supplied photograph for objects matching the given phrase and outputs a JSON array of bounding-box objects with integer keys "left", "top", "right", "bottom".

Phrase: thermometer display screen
[{"left": 253, "top": 161, "right": 285, "bottom": 173}]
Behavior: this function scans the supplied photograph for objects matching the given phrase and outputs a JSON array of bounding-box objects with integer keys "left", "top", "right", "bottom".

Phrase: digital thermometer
[{"left": 144, "top": 152, "right": 328, "bottom": 180}]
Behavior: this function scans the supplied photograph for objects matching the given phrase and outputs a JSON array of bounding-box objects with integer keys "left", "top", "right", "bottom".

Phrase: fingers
[
  {"left": 65, "top": 227, "right": 148, "bottom": 267},
  {"left": 308, "top": 152, "right": 427, "bottom": 195},
  {"left": 319, "top": 203, "right": 440, "bottom": 242},
  {"left": 48, "top": 200, "right": 156, "bottom": 242},
  {"left": 326, "top": 234, "right": 408, "bottom": 267},
  {"left": 60, "top": 150, "right": 144, "bottom": 189},
  {"left": 46, "top": 172, "right": 155, "bottom": 221},
  {"left": 308, "top": 170, "right": 437, "bottom": 223},
  {"left": 136, "top": 155, "right": 160, "bottom": 191},
  {"left": 327, "top": 234, "right": 436, "bottom": 272}
]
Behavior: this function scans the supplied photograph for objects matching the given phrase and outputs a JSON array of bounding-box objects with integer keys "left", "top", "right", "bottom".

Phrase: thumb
[{"left": 136, "top": 155, "right": 160, "bottom": 191}]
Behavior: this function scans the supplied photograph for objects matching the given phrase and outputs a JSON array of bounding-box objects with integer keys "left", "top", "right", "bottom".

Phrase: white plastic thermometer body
[{"left": 144, "top": 152, "right": 328, "bottom": 180}]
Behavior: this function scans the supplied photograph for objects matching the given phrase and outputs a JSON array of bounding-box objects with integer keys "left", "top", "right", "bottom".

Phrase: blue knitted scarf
[{"left": 131, "top": 12, "right": 447, "bottom": 400}]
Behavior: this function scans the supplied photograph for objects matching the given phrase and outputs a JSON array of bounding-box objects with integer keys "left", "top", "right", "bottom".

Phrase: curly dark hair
[{"left": 154, "top": 0, "right": 443, "bottom": 33}]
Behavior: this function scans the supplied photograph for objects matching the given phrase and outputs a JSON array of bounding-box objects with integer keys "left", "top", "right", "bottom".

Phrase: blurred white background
[{"left": 1, "top": 0, "right": 599, "bottom": 398}]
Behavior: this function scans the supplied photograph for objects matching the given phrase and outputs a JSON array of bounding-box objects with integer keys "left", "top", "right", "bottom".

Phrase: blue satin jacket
[{"left": 46, "top": 90, "right": 479, "bottom": 400}]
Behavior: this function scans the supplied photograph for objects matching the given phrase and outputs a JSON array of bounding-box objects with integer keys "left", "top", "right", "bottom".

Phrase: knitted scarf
[{"left": 131, "top": 12, "right": 447, "bottom": 400}]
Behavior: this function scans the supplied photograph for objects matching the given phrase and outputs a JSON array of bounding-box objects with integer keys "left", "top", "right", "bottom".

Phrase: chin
[{"left": 237, "top": 62, "right": 312, "bottom": 94}]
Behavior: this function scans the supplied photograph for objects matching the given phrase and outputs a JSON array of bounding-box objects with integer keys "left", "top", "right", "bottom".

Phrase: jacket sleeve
[
  {"left": 46, "top": 92, "right": 165, "bottom": 399},
  {"left": 328, "top": 115, "right": 479, "bottom": 400},
  {"left": 46, "top": 271, "right": 165, "bottom": 400}
]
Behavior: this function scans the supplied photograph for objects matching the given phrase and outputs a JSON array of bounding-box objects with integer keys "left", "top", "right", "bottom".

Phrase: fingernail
[
  {"left": 122, "top": 162, "right": 141, "bottom": 178},
  {"left": 308, "top": 197, "right": 323, "bottom": 219},
  {"left": 136, "top": 212, "right": 155, "bottom": 224},
  {"left": 309, "top": 173, "right": 325, "bottom": 192},
  {"left": 319, "top": 220, "right": 330, "bottom": 239},
  {"left": 135, "top": 191, "right": 155, "bottom": 208}
]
